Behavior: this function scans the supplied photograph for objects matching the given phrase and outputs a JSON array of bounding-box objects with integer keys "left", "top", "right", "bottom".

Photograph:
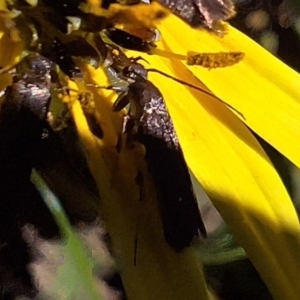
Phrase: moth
[{"left": 101, "top": 47, "right": 208, "bottom": 251}]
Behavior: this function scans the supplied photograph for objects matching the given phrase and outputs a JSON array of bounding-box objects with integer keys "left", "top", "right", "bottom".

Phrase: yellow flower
[
  {"left": 73, "top": 15, "right": 300, "bottom": 299},
  {"left": 2, "top": 2, "right": 300, "bottom": 299}
]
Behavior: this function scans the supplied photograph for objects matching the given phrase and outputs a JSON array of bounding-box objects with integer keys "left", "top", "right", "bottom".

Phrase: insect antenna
[
  {"left": 146, "top": 68, "right": 244, "bottom": 119},
  {"left": 129, "top": 56, "right": 149, "bottom": 64}
]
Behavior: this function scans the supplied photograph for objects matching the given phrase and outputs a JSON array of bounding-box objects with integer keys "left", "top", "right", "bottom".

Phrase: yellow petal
[
  {"left": 125, "top": 49, "right": 300, "bottom": 299},
  {"left": 0, "top": 18, "right": 23, "bottom": 90},
  {"left": 158, "top": 14, "right": 300, "bottom": 170}
]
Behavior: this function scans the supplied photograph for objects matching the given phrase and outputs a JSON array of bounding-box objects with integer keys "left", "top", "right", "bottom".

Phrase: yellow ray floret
[
  {"left": 158, "top": 14, "right": 300, "bottom": 170},
  {"left": 119, "top": 14, "right": 300, "bottom": 300}
]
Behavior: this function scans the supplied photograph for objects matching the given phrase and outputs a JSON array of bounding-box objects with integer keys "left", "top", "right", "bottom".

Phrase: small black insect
[
  {"left": 102, "top": 48, "right": 207, "bottom": 251},
  {"left": 104, "top": 27, "right": 157, "bottom": 53}
]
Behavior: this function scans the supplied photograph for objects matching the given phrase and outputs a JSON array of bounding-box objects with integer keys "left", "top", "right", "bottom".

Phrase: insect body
[
  {"left": 109, "top": 50, "right": 207, "bottom": 251},
  {"left": 186, "top": 51, "right": 245, "bottom": 68},
  {"left": 104, "top": 27, "right": 157, "bottom": 53}
]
